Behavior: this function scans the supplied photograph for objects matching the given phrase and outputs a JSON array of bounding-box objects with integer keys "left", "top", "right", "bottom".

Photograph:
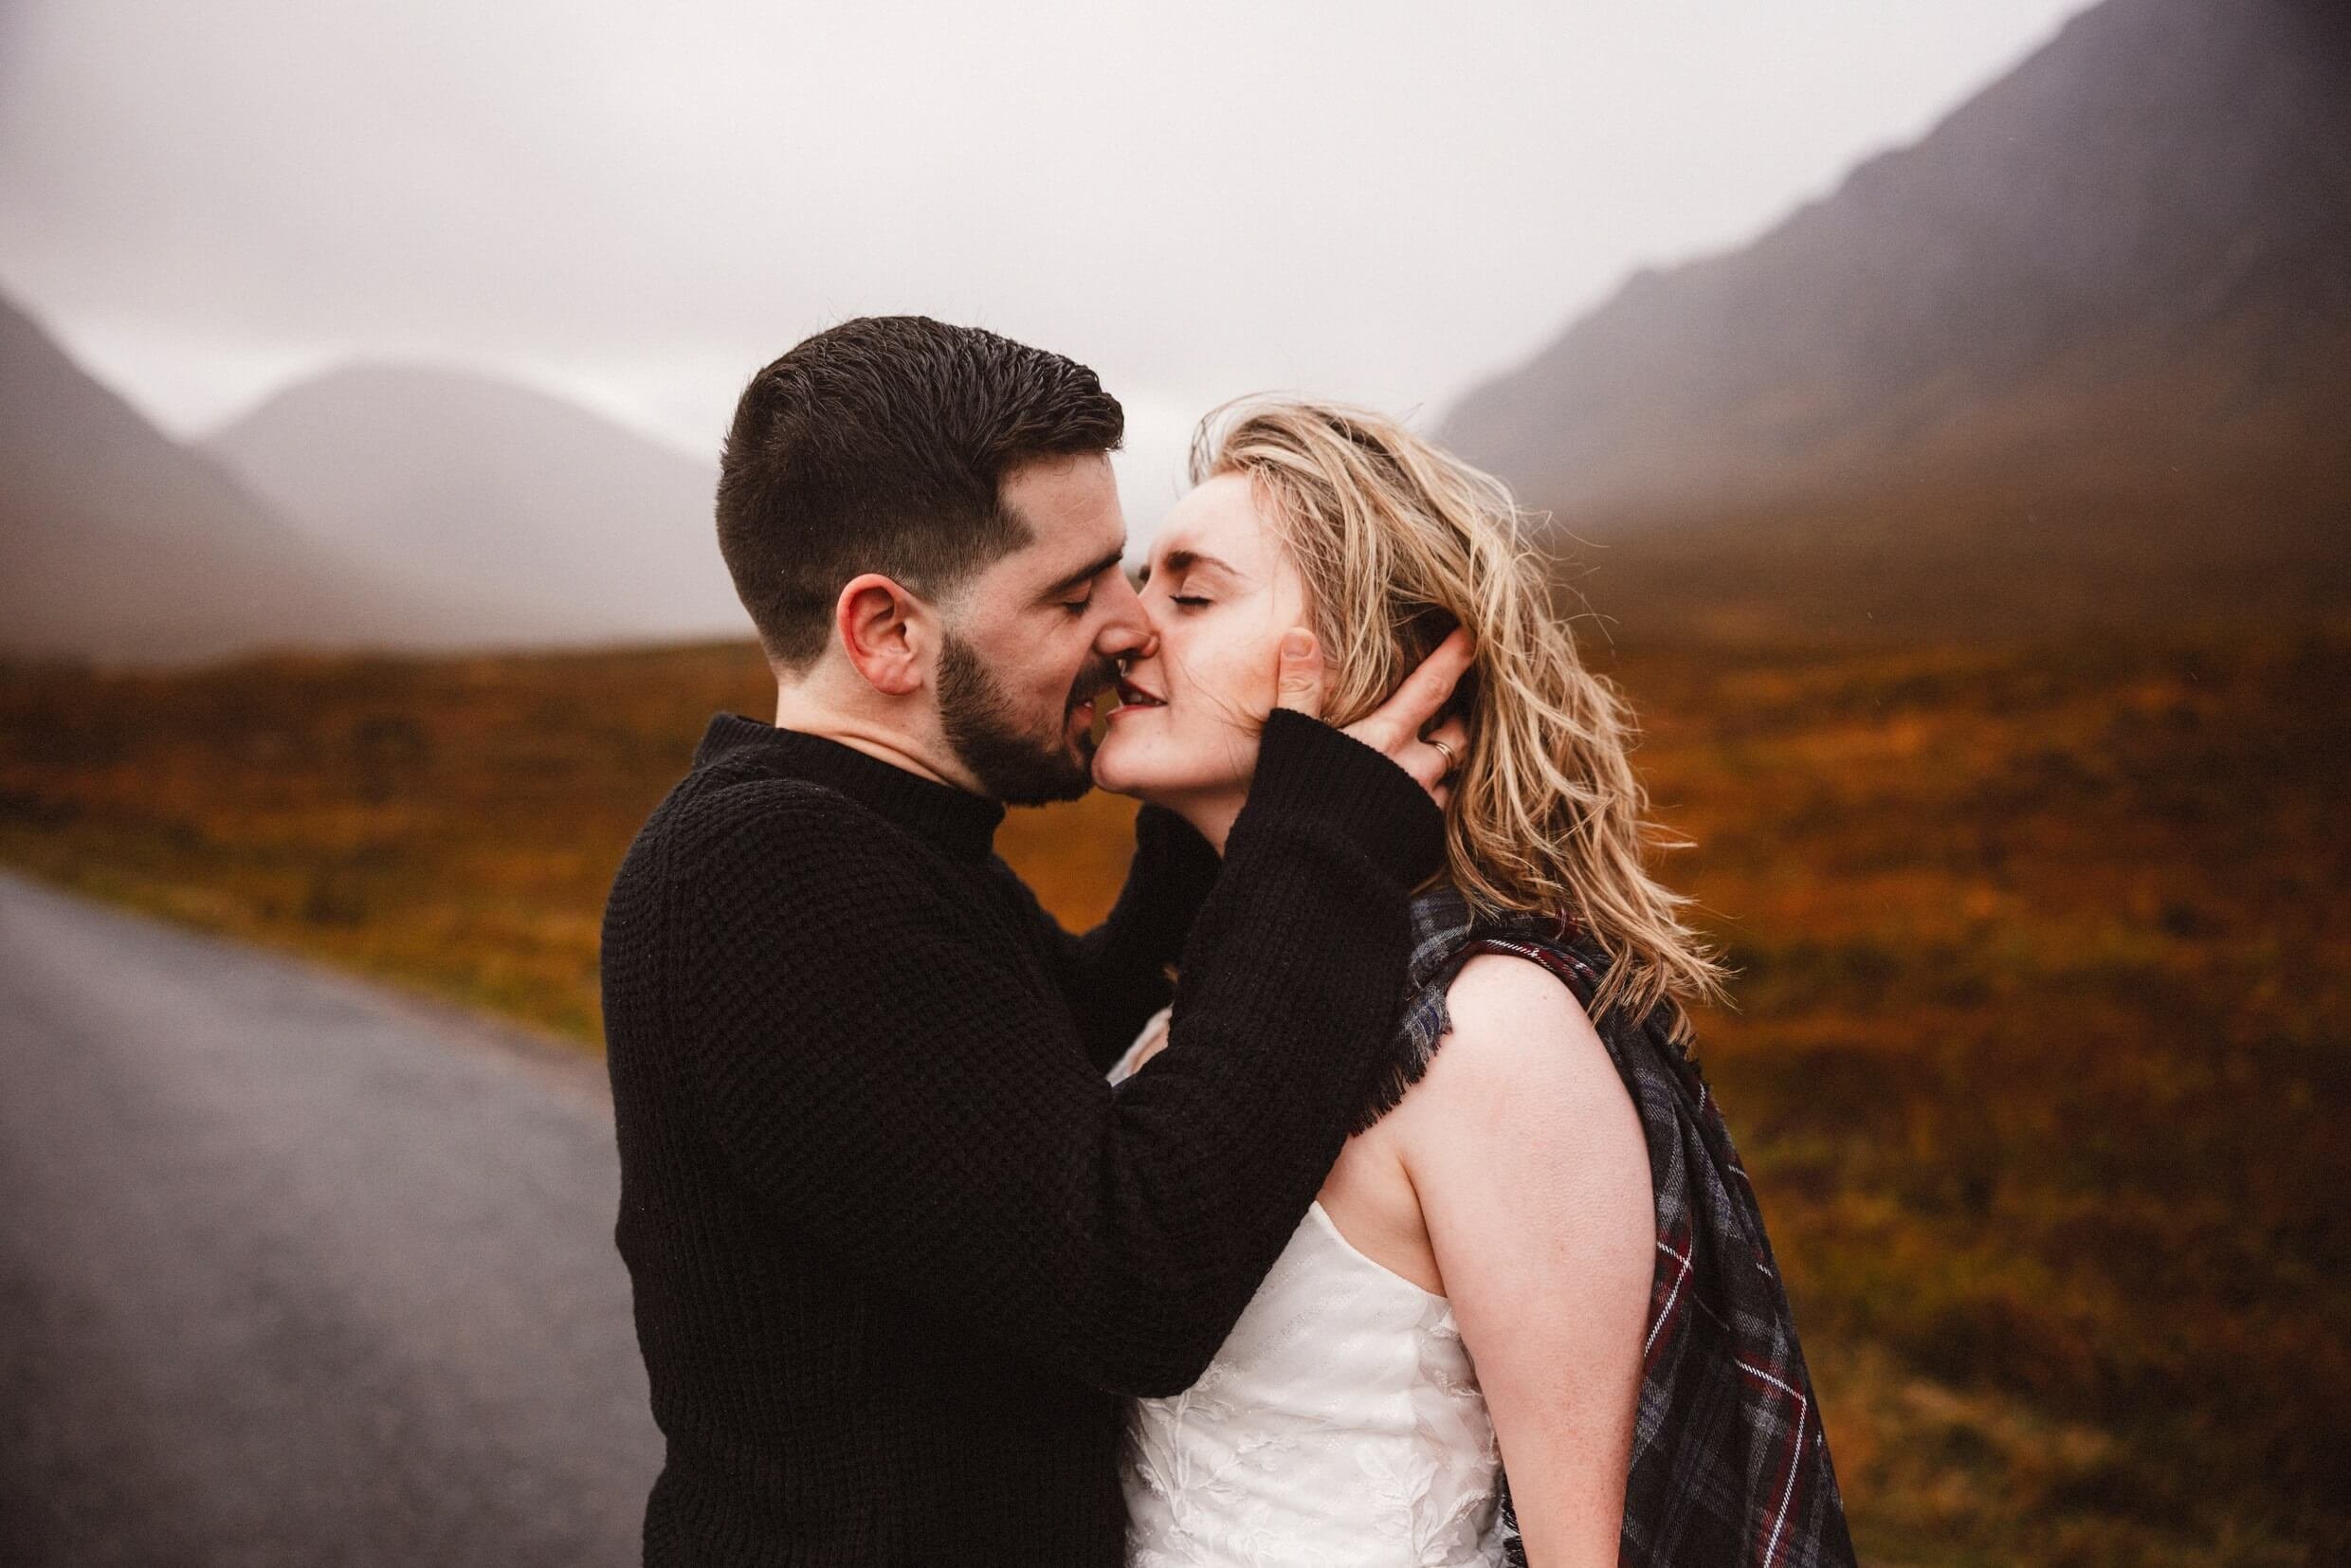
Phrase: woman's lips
[{"left": 1112, "top": 678, "right": 1166, "bottom": 717}]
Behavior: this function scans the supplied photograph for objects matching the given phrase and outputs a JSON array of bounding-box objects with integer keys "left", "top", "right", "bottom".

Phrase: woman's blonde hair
[{"left": 1193, "top": 396, "right": 1726, "bottom": 1036}]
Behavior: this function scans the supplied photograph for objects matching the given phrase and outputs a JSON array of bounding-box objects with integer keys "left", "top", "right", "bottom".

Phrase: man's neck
[{"left": 770, "top": 685, "right": 988, "bottom": 798}]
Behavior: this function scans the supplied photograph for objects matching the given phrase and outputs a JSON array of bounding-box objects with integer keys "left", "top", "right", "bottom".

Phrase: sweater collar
[{"left": 695, "top": 714, "right": 1006, "bottom": 862}]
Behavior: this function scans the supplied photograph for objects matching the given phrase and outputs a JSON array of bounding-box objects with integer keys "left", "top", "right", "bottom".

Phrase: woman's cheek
[
  {"left": 1213, "top": 647, "right": 1279, "bottom": 784},
  {"left": 1199, "top": 645, "right": 1263, "bottom": 736},
  {"left": 1236, "top": 634, "right": 1285, "bottom": 726}
]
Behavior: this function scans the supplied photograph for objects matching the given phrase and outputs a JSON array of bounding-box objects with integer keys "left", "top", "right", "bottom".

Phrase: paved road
[{"left": 0, "top": 872, "right": 661, "bottom": 1566}]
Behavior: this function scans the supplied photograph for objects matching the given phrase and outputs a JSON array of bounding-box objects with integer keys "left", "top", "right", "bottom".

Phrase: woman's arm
[{"left": 1393, "top": 953, "right": 1654, "bottom": 1566}]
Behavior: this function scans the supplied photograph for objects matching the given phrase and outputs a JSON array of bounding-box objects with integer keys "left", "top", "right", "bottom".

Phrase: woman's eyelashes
[{"left": 1169, "top": 594, "right": 1211, "bottom": 610}]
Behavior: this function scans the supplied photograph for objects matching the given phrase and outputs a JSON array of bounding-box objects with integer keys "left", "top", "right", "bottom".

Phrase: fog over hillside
[
  {"left": 207, "top": 365, "right": 745, "bottom": 645},
  {"left": 0, "top": 293, "right": 520, "bottom": 664},
  {"left": 12, "top": 0, "right": 2344, "bottom": 660},
  {"left": 2, "top": 289, "right": 753, "bottom": 664},
  {"left": 1444, "top": 0, "right": 2351, "bottom": 638}
]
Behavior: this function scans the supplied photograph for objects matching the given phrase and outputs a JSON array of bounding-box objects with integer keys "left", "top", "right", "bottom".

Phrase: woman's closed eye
[{"left": 1169, "top": 594, "right": 1212, "bottom": 610}]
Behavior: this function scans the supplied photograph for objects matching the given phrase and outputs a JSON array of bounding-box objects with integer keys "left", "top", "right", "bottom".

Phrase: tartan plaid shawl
[{"left": 1365, "top": 886, "right": 1858, "bottom": 1568}]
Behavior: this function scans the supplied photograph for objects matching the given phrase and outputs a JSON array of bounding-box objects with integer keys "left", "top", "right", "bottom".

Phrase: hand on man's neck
[{"left": 771, "top": 667, "right": 990, "bottom": 799}]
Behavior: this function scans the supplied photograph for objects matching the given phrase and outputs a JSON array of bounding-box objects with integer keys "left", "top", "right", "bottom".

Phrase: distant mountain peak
[
  {"left": 216, "top": 359, "right": 703, "bottom": 462},
  {"left": 1440, "top": 0, "right": 2351, "bottom": 637},
  {"left": 0, "top": 292, "right": 538, "bottom": 663},
  {"left": 207, "top": 360, "right": 741, "bottom": 642},
  {"left": 2, "top": 298, "right": 747, "bottom": 664}
]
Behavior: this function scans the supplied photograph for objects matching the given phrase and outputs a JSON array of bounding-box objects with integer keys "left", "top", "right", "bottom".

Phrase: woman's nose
[{"left": 1095, "top": 573, "right": 1157, "bottom": 660}]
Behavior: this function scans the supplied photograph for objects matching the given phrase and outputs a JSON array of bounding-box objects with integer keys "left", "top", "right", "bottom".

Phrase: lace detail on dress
[
  {"left": 1109, "top": 1008, "right": 1504, "bottom": 1565},
  {"left": 1119, "top": 1201, "right": 1507, "bottom": 1567}
]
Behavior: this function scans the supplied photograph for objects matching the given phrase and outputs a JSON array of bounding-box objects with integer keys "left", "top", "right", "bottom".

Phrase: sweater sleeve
[
  {"left": 677, "top": 710, "right": 1442, "bottom": 1397},
  {"left": 991, "top": 803, "right": 1223, "bottom": 1073}
]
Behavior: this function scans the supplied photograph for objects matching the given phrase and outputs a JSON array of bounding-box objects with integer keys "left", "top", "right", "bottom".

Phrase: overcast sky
[{"left": 0, "top": 0, "right": 2087, "bottom": 512}]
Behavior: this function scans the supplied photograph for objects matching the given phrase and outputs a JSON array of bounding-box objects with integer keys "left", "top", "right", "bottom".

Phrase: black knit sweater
[{"left": 600, "top": 708, "right": 1444, "bottom": 1566}]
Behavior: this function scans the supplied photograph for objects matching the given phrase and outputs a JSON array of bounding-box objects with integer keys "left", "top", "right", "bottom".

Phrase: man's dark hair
[{"left": 716, "top": 316, "right": 1124, "bottom": 670}]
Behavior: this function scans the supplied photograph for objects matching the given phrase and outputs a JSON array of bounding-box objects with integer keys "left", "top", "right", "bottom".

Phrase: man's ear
[{"left": 834, "top": 574, "right": 930, "bottom": 697}]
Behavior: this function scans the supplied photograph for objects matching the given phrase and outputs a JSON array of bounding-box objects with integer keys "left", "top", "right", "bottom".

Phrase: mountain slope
[
  {"left": 0, "top": 293, "right": 514, "bottom": 664},
  {"left": 207, "top": 365, "right": 744, "bottom": 644},
  {"left": 1444, "top": 0, "right": 2351, "bottom": 638}
]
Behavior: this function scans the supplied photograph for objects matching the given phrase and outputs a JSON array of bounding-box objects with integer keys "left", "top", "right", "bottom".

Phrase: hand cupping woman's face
[{"left": 1091, "top": 471, "right": 1318, "bottom": 819}]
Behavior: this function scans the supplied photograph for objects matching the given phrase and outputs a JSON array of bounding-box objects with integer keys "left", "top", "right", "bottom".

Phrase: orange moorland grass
[{"left": 1, "top": 629, "right": 2343, "bottom": 1566}]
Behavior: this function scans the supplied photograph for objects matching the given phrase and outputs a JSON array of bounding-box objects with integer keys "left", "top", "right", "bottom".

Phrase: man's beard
[{"left": 937, "top": 633, "right": 1117, "bottom": 807}]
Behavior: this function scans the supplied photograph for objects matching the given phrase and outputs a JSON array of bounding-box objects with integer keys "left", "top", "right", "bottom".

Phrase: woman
[{"left": 1097, "top": 400, "right": 1854, "bottom": 1567}]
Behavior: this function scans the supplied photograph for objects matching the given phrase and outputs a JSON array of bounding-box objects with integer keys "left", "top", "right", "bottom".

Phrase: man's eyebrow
[{"left": 1040, "top": 546, "right": 1128, "bottom": 601}]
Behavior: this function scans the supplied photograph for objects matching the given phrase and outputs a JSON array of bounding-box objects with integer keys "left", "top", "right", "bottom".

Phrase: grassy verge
[{"left": 3, "top": 630, "right": 2341, "bottom": 1563}]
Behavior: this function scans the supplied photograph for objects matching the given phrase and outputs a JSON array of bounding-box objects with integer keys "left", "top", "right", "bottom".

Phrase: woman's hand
[
  {"left": 1125, "top": 1008, "right": 1173, "bottom": 1073},
  {"left": 1274, "top": 627, "right": 1474, "bottom": 811}
]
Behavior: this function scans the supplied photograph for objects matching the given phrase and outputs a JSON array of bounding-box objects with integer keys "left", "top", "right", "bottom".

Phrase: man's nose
[{"left": 1093, "top": 572, "right": 1156, "bottom": 660}]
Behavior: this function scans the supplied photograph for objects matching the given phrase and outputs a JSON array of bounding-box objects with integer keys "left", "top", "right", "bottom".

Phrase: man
[{"left": 601, "top": 316, "right": 1469, "bottom": 1565}]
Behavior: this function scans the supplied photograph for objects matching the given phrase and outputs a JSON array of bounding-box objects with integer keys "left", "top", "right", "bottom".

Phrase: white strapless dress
[{"left": 1109, "top": 1024, "right": 1510, "bottom": 1567}]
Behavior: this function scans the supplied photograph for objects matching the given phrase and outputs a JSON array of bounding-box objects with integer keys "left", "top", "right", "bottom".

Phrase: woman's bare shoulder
[
  {"left": 1435, "top": 953, "right": 1610, "bottom": 1081},
  {"left": 1386, "top": 952, "right": 1636, "bottom": 1159}
]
